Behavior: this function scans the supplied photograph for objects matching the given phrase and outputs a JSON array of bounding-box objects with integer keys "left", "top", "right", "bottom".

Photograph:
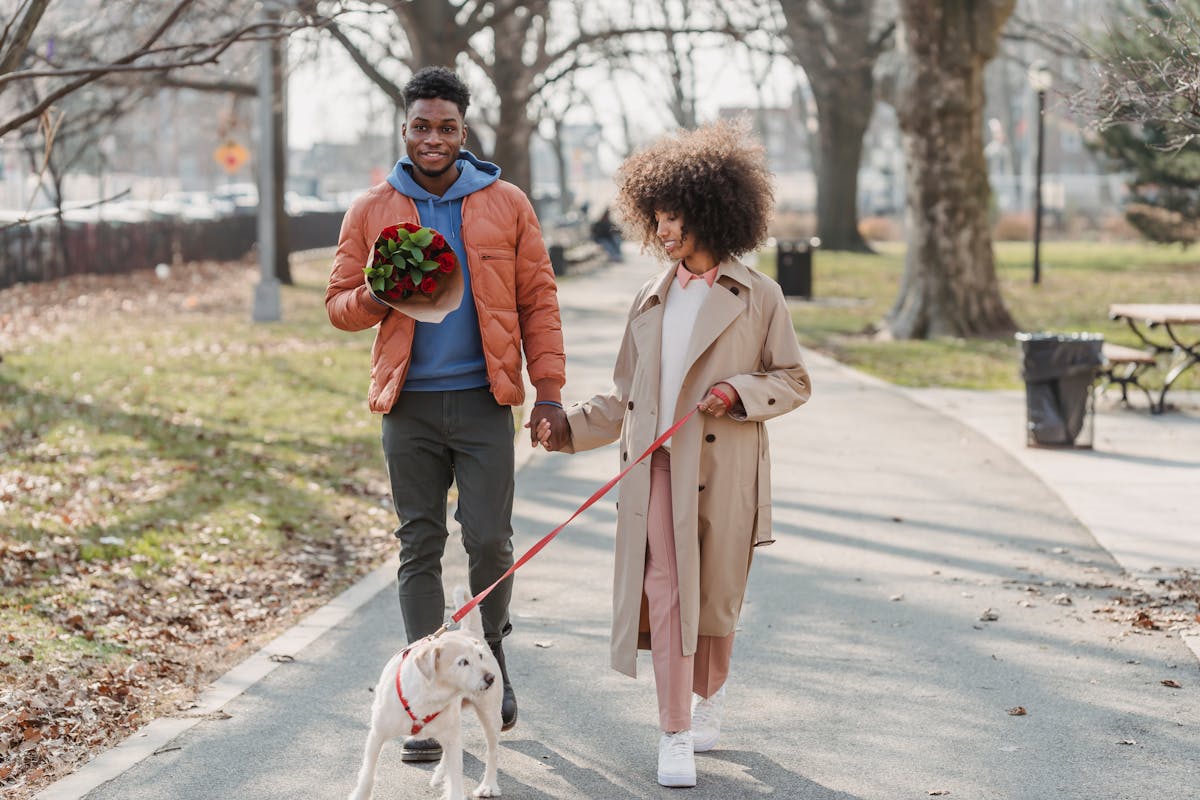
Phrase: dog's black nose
[{"left": 484, "top": 672, "right": 495, "bottom": 687}]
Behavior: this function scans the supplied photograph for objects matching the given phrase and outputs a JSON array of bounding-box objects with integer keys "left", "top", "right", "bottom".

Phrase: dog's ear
[{"left": 414, "top": 642, "right": 441, "bottom": 682}]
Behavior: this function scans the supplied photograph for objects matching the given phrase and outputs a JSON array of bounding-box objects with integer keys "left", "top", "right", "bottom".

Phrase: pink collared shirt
[{"left": 675, "top": 262, "right": 718, "bottom": 289}]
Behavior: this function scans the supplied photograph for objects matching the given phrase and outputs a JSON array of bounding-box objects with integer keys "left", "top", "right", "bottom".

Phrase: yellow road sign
[{"left": 214, "top": 141, "right": 249, "bottom": 174}]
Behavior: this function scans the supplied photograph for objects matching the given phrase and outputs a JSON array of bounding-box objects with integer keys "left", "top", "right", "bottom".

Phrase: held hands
[
  {"left": 698, "top": 382, "right": 740, "bottom": 418},
  {"left": 525, "top": 403, "right": 571, "bottom": 451}
]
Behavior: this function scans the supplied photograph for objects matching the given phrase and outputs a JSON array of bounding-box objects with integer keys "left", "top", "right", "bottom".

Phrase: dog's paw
[{"left": 473, "top": 784, "right": 501, "bottom": 798}]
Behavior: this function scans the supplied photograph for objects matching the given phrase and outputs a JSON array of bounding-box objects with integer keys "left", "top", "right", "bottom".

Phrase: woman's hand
[
  {"left": 699, "top": 382, "right": 740, "bottom": 417},
  {"left": 525, "top": 412, "right": 572, "bottom": 450}
]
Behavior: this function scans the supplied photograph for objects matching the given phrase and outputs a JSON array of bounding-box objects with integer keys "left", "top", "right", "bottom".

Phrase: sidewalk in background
[{"left": 905, "top": 387, "right": 1200, "bottom": 577}]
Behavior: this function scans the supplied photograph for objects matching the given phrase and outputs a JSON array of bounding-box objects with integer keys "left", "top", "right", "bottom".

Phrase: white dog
[{"left": 349, "top": 587, "right": 503, "bottom": 800}]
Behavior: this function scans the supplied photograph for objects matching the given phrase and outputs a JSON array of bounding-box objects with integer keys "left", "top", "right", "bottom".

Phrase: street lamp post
[{"left": 1028, "top": 60, "right": 1052, "bottom": 286}]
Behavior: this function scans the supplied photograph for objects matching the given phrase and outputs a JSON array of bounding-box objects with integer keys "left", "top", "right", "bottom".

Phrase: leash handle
[{"left": 450, "top": 405, "right": 701, "bottom": 624}]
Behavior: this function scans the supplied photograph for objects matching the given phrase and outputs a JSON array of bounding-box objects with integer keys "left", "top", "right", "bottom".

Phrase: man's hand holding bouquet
[{"left": 364, "top": 222, "right": 463, "bottom": 323}]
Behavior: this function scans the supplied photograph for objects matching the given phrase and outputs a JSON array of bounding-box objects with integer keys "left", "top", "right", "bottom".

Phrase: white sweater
[{"left": 658, "top": 276, "right": 711, "bottom": 439}]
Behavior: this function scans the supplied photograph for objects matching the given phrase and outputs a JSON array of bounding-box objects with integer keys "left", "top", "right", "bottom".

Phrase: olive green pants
[{"left": 382, "top": 387, "right": 515, "bottom": 645}]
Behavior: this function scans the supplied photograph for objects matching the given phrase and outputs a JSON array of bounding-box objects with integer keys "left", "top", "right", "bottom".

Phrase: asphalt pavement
[{"left": 39, "top": 249, "right": 1200, "bottom": 800}]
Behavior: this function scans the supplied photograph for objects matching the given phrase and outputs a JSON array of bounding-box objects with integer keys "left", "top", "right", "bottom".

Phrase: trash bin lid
[{"left": 1016, "top": 331, "right": 1105, "bottom": 380}]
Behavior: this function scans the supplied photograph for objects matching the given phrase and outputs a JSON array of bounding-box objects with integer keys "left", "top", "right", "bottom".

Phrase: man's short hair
[{"left": 403, "top": 66, "right": 471, "bottom": 116}]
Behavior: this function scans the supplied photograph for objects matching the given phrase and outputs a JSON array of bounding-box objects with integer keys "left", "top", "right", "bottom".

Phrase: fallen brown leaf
[
  {"left": 1161, "top": 680, "right": 1182, "bottom": 689},
  {"left": 1006, "top": 706, "right": 1028, "bottom": 716}
]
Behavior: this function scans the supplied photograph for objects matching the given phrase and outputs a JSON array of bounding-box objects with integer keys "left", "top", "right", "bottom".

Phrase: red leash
[{"left": 445, "top": 405, "right": 700, "bottom": 628}]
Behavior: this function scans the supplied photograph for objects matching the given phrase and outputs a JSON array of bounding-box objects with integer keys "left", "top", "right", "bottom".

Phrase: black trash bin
[
  {"left": 548, "top": 243, "right": 567, "bottom": 277},
  {"left": 1016, "top": 332, "right": 1104, "bottom": 448},
  {"left": 776, "top": 239, "right": 815, "bottom": 298}
]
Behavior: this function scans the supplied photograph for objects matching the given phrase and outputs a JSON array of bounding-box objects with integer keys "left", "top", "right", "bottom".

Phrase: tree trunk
[
  {"left": 491, "top": 102, "right": 535, "bottom": 197},
  {"left": 488, "top": 10, "right": 536, "bottom": 195},
  {"left": 884, "top": 0, "right": 1017, "bottom": 340},
  {"left": 777, "top": 0, "right": 880, "bottom": 252},
  {"left": 395, "top": 1, "right": 468, "bottom": 69},
  {"left": 270, "top": 30, "right": 291, "bottom": 285},
  {"left": 813, "top": 90, "right": 874, "bottom": 252},
  {"left": 551, "top": 119, "right": 572, "bottom": 216}
]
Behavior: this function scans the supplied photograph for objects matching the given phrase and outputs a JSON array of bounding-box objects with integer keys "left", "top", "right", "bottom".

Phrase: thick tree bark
[
  {"left": 884, "top": 0, "right": 1017, "bottom": 340},
  {"left": 812, "top": 89, "right": 874, "bottom": 252},
  {"left": 395, "top": 0, "right": 471, "bottom": 69},
  {"left": 778, "top": 0, "right": 882, "bottom": 252},
  {"left": 487, "top": 8, "right": 537, "bottom": 195},
  {"left": 269, "top": 29, "right": 291, "bottom": 285}
]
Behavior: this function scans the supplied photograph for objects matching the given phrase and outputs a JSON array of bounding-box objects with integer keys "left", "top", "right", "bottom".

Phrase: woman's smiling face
[{"left": 654, "top": 209, "right": 693, "bottom": 262}]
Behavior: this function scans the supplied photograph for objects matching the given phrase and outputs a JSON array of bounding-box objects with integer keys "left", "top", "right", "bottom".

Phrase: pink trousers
[{"left": 644, "top": 448, "right": 735, "bottom": 732}]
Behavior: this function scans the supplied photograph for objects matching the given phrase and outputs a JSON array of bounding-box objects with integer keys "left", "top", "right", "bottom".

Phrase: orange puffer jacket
[{"left": 326, "top": 179, "right": 565, "bottom": 413}]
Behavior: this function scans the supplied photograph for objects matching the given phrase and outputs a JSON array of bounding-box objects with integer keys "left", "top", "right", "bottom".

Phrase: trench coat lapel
[
  {"left": 629, "top": 267, "right": 676, "bottom": 400},
  {"left": 681, "top": 260, "right": 750, "bottom": 378}
]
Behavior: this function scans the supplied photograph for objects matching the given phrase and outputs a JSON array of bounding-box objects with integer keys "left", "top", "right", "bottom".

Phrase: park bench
[
  {"left": 1098, "top": 342, "right": 1157, "bottom": 407},
  {"left": 544, "top": 219, "right": 605, "bottom": 277}
]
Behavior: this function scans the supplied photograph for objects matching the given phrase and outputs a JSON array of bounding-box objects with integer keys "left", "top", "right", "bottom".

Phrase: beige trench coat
[{"left": 565, "top": 259, "right": 811, "bottom": 677}]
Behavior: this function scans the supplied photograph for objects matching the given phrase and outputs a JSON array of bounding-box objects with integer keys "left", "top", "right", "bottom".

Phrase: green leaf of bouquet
[
  {"left": 382, "top": 263, "right": 394, "bottom": 278},
  {"left": 419, "top": 260, "right": 439, "bottom": 272},
  {"left": 411, "top": 229, "right": 434, "bottom": 247},
  {"left": 372, "top": 277, "right": 386, "bottom": 291},
  {"left": 409, "top": 268, "right": 422, "bottom": 284}
]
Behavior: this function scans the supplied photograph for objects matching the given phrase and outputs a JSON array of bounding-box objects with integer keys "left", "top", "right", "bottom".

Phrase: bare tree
[
  {"left": 777, "top": 0, "right": 894, "bottom": 252},
  {"left": 304, "top": 0, "right": 742, "bottom": 194},
  {"left": 883, "top": 0, "right": 1017, "bottom": 339},
  {"left": 1083, "top": 0, "right": 1200, "bottom": 139},
  {"left": 0, "top": 0, "right": 311, "bottom": 138}
]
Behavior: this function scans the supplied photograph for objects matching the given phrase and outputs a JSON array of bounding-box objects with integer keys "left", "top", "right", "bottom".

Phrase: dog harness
[{"left": 396, "top": 646, "right": 441, "bottom": 735}]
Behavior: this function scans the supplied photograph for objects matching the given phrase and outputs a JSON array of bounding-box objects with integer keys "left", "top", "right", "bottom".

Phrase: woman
[{"left": 539, "top": 120, "right": 811, "bottom": 788}]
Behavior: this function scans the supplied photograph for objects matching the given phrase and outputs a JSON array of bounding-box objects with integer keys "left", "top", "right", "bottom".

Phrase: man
[{"left": 326, "top": 66, "right": 567, "bottom": 762}]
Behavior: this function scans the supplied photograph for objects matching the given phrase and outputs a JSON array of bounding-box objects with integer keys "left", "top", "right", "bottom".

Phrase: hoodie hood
[{"left": 386, "top": 149, "right": 500, "bottom": 202}]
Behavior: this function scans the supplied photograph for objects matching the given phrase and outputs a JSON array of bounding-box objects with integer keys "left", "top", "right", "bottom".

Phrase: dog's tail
[{"left": 453, "top": 585, "right": 486, "bottom": 639}]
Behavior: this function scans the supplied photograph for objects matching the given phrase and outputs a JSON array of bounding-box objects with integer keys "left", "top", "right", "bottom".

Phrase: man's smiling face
[{"left": 403, "top": 98, "right": 467, "bottom": 181}]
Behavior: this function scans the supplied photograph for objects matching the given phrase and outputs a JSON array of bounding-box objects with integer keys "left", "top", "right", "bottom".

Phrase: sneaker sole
[
  {"left": 692, "top": 735, "right": 718, "bottom": 753},
  {"left": 400, "top": 747, "right": 443, "bottom": 763},
  {"left": 657, "top": 772, "right": 697, "bottom": 788}
]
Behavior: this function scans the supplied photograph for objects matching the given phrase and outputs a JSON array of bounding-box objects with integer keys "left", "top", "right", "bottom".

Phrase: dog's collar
[{"left": 396, "top": 645, "right": 441, "bottom": 736}]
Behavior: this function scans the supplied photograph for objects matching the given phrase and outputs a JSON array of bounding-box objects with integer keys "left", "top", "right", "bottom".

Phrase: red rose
[
  {"left": 436, "top": 252, "right": 456, "bottom": 273},
  {"left": 381, "top": 224, "right": 400, "bottom": 239},
  {"left": 431, "top": 233, "right": 446, "bottom": 249},
  {"left": 400, "top": 275, "right": 416, "bottom": 291},
  {"left": 384, "top": 285, "right": 404, "bottom": 299},
  {"left": 419, "top": 276, "right": 437, "bottom": 294},
  {"left": 401, "top": 222, "right": 421, "bottom": 233}
]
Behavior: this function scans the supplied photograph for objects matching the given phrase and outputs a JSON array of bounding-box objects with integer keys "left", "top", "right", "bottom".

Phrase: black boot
[
  {"left": 489, "top": 640, "right": 517, "bottom": 731},
  {"left": 401, "top": 736, "right": 442, "bottom": 763}
]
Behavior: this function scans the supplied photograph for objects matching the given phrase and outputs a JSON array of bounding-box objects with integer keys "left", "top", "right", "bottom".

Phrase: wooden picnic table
[{"left": 1108, "top": 303, "right": 1200, "bottom": 413}]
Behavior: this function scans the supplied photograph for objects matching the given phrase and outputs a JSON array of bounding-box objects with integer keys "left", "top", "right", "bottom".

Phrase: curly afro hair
[
  {"left": 403, "top": 66, "right": 471, "bottom": 116},
  {"left": 614, "top": 119, "right": 774, "bottom": 265}
]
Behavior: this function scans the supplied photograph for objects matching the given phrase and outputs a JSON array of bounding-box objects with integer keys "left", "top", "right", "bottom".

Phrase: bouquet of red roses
[{"left": 363, "top": 223, "right": 463, "bottom": 322}]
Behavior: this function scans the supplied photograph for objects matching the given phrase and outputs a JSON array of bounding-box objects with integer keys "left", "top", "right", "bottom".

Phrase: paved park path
[{"left": 45, "top": 251, "right": 1199, "bottom": 800}]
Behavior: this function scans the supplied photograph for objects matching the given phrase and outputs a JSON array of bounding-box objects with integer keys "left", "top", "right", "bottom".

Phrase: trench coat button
[
  {"left": 623, "top": 451, "right": 628, "bottom": 461},
  {"left": 698, "top": 484, "right": 706, "bottom": 492},
  {"left": 705, "top": 434, "right": 716, "bottom": 443},
  {"left": 768, "top": 398, "right": 776, "bottom": 405},
  {"left": 729, "top": 286, "right": 740, "bottom": 295},
  {"left": 628, "top": 401, "right": 634, "bottom": 410}
]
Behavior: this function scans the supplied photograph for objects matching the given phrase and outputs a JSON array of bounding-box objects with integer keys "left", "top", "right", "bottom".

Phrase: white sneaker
[
  {"left": 691, "top": 686, "right": 725, "bottom": 752},
  {"left": 657, "top": 730, "right": 696, "bottom": 787}
]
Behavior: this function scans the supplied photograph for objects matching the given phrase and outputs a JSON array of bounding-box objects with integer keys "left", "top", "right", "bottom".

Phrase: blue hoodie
[{"left": 386, "top": 150, "right": 500, "bottom": 392}]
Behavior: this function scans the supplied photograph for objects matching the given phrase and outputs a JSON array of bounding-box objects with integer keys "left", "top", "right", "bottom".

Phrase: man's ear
[
  {"left": 461, "top": 123, "right": 468, "bottom": 145},
  {"left": 415, "top": 643, "right": 440, "bottom": 682}
]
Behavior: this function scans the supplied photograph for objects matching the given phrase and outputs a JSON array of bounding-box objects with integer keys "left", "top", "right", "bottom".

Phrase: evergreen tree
[{"left": 1093, "top": 0, "right": 1200, "bottom": 245}]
